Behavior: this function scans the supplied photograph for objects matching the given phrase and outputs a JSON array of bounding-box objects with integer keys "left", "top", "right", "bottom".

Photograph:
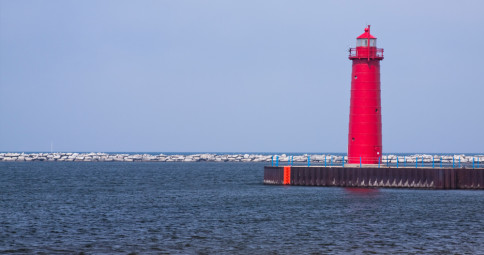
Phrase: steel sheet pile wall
[
  {"left": 263, "top": 166, "right": 483, "bottom": 189},
  {"left": 264, "top": 166, "right": 284, "bottom": 185}
]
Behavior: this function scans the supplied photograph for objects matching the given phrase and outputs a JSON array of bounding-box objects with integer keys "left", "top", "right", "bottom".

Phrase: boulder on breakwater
[{"left": 0, "top": 152, "right": 482, "bottom": 164}]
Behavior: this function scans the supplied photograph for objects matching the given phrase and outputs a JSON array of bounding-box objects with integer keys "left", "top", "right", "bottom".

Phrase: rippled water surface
[{"left": 1, "top": 162, "right": 483, "bottom": 254}]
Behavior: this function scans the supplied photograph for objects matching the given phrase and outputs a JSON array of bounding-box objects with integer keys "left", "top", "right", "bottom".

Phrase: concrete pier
[{"left": 264, "top": 166, "right": 484, "bottom": 190}]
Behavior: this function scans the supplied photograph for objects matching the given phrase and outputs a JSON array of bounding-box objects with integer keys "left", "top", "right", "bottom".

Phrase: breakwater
[
  {"left": 0, "top": 152, "right": 482, "bottom": 163},
  {"left": 264, "top": 166, "right": 484, "bottom": 189}
]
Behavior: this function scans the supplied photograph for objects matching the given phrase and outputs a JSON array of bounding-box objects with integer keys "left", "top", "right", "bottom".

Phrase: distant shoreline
[{"left": 1, "top": 152, "right": 482, "bottom": 163}]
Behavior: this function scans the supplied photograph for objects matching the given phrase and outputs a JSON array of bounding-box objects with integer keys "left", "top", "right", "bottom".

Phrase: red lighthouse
[{"left": 348, "top": 25, "right": 384, "bottom": 164}]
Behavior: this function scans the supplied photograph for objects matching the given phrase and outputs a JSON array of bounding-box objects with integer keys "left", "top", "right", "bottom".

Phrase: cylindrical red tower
[{"left": 348, "top": 25, "right": 384, "bottom": 164}]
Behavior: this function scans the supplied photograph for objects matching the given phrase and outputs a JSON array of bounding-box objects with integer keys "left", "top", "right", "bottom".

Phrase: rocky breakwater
[
  {"left": 0, "top": 153, "right": 483, "bottom": 164},
  {"left": 0, "top": 153, "right": 275, "bottom": 162}
]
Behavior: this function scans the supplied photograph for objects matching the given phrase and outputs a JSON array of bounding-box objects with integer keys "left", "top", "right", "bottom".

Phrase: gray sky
[{"left": 1, "top": 0, "right": 483, "bottom": 153}]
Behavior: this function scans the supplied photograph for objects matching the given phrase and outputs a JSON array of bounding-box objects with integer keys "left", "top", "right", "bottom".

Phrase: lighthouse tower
[{"left": 348, "top": 25, "right": 384, "bottom": 164}]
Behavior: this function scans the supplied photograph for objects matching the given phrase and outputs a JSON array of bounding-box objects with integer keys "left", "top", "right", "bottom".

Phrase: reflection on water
[
  {"left": 0, "top": 162, "right": 483, "bottom": 254},
  {"left": 344, "top": 187, "right": 380, "bottom": 196}
]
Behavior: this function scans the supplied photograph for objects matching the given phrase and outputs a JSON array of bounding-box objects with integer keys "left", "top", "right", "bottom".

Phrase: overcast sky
[{"left": 1, "top": 0, "right": 483, "bottom": 153}]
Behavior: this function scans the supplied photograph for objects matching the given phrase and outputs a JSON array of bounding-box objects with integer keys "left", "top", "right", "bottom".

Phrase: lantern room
[
  {"left": 356, "top": 27, "right": 376, "bottom": 47},
  {"left": 349, "top": 25, "right": 383, "bottom": 60}
]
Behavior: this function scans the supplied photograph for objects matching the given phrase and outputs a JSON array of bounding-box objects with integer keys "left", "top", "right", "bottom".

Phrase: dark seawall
[{"left": 264, "top": 166, "right": 483, "bottom": 189}]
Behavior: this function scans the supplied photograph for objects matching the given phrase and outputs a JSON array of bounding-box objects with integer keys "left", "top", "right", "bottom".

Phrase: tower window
[{"left": 354, "top": 76, "right": 357, "bottom": 79}]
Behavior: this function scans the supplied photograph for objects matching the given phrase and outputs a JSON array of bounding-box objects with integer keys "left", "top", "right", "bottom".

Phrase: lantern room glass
[{"left": 357, "top": 39, "right": 376, "bottom": 47}]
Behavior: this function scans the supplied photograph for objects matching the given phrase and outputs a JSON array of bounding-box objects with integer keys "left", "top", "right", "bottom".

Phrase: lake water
[{"left": 1, "top": 162, "right": 483, "bottom": 254}]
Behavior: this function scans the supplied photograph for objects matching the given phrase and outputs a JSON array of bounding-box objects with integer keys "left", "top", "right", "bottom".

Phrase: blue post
[
  {"left": 478, "top": 157, "right": 480, "bottom": 168},
  {"left": 432, "top": 156, "right": 434, "bottom": 168},
  {"left": 473, "top": 157, "right": 475, "bottom": 169},
  {"left": 359, "top": 156, "right": 362, "bottom": 168},
  {"left": 422, "top": 157, "right": 424, "bottom": 167},
  {"left": 458, "top": 156, "right": 460, "bottom": 168},
  {"left": 276, "top": 156, "right": 279, "bottom": 167},
  {"left": 404, "top": 156, "right": 406, "bottom": 167},
  {"left": 387, "top": 156, "right": 389, "bottom": 167},
  {"left": 342, "top": 156, "right": 345, "bottom": 167},
  {"left": 331, "top": 156, "right": 333, "bottom": 166},
  {"left": 453, "top": 157, "right": 455, "bottom": 168},
  {"left": 324, "top": 155, "right": 327, "bottom": 167},
  {"left": 271, "top": 156, "right": 274, "bottom": 167},
  {"left": 397, "top": 156, "right": 399, "bottom": 168},
  {"left": 440, "top": 156, "right": 442, "bottom": 168},
  {"left": 416, "top": 157, "right": 418, "bottom": 168},
  {"left": 291, "top": 156, "right": 293, "bottom": 166},
  {"left": 378, "top": 157, "right": 380, "bottom": 168},
  {"left": 308, "top": 156, "right": 311, "bottom": 167}
]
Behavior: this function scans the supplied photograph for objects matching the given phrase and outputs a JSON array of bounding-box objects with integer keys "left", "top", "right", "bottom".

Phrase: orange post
[{"left": 283, "top": 166, "right": 291, "bottom": 185}]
